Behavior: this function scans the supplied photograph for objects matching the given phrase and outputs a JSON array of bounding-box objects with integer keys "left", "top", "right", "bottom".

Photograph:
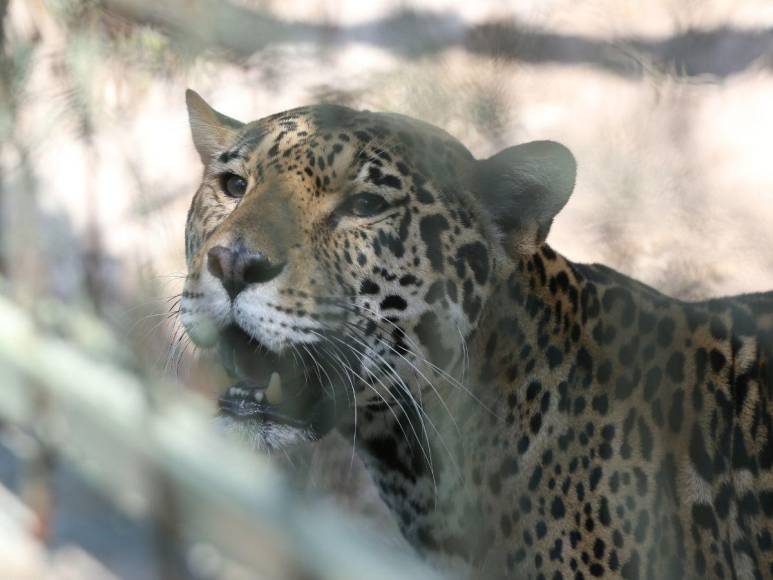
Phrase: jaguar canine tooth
[
  {"left": 266, "top": 372, "right": 282, "bottom": 405},
  {"left": 253, "top": 390, "right": 264, "bottom": 402}
]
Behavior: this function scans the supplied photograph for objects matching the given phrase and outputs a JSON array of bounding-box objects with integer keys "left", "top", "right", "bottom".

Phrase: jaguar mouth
[{"left": 215, "top": 324, "right": 340, "bottom": 437}]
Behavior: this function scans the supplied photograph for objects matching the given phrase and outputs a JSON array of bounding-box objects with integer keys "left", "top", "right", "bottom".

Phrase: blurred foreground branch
[
  {"left": 0, "top": 289, "right": 440, "bottom": 579},
  {"left": 101, "top": 0, "right": 773, "bottom": 78},
  {"left": 101, "top": 0, "right": 328, "bottom": 57}
]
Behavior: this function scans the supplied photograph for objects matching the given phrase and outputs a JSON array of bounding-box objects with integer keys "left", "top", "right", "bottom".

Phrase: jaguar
[{"left": 180, "top": 90, "right": 773, "bottom": 579}]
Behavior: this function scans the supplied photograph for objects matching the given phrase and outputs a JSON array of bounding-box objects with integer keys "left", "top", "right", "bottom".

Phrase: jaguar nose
[{"left": 207, "top": 244, "right": 285, "bottom": 300}]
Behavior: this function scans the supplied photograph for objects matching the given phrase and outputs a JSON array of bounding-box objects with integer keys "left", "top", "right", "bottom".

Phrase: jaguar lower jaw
[
  {"left": 216, "top": 369, "right": 341, "bottom": 440},
  {"left": 217, "top": 378, "right": 320, "bottom": 431}
]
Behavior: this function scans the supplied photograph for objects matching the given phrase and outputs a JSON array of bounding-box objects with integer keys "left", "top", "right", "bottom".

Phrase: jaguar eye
[
  {"left": 344, "top": 193, "right": 389, "bottom": 218},
  {"left": 221, "top": 173, "right": 247, "bottom": 198}
]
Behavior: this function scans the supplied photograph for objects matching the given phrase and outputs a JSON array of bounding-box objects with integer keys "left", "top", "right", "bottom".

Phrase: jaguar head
[{"left": 179, "top": 91, "right": 575, "bottom": 449}]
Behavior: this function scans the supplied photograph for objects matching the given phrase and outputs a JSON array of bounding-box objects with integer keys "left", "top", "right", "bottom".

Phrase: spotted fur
[{"left": 180, "top": 91, "right": 773, "bottom": 579}]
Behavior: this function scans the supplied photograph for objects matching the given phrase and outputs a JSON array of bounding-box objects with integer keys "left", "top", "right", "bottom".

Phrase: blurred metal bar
[
  {"left": 151, "top": 470, "right": 187, "bottom": 580},
  {"left": 17, "top": 387, "right": 56, "bottom": 545},
  {"left": 0, "top": 292, "right": 440, "bottom": 579}
]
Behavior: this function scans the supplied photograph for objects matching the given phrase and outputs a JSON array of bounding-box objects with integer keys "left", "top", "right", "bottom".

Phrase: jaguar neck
[{"left": 469, "top": 244, "right": 590, "bottom": 394}]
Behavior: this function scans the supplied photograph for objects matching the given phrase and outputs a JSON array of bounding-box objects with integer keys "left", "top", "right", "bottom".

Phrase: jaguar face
[{"left": 179, "top": 91, "right": 575, "bottom": 447}]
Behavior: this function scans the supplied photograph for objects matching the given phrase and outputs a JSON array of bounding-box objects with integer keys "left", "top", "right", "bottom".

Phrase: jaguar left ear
[
  {"left": 472, "top": 141, "right": 576, "bottom": 253},
  {"left": 186, "top": 89, "right": 245, "bottom": 163}
]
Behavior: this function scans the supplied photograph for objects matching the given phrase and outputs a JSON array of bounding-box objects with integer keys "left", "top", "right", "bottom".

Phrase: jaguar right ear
[
  {"left": 185, "top": 89, "right": 245, "bottom": 164},
  {"left": 472, "top": 141, "right": 576, "bottom": 254}
]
